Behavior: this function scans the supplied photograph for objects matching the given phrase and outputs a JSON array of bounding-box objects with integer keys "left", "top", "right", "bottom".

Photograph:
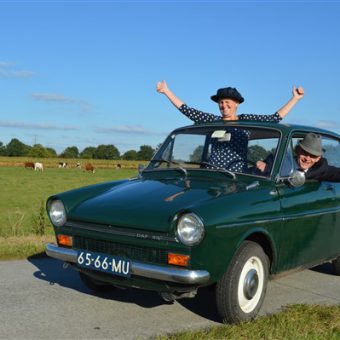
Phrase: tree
[
  {"left": 247, "top": 145, "right": 269, "bottom": 163},
  {"left": 190, "top": 145, "right": 204, "bottom": 163},
  {"left": 46, "top": 147, "right": 57, "bottom": 158},
  {"left": 137, "top": 145, "right": 154, "bottom": 161},
  {"left": 28, "top": 144, "right": 51, "bottom": 158},
  {"left": 94, "top": 144, "right": 120, "bottom": 160},
  {"left": 122, "top": 150, "right": 138, "bottom": 160},
  {"left": 6, "top": 138, "right": 30, "bottom": 156},
  {"left": 0, "top": 141, "right": 6, "bottom": 156},
  {"left": 60, "top": 146, "right": 79, "bottom": 158},
  {"left": 80, "top": 146, "right": 97, "bottom": 159}
]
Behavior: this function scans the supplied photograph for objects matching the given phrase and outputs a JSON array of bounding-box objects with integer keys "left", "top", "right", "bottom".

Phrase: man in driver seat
[
  {"left": 257, "top": 133, "right": 340, "bottom": 182},
  {"left": 294, "top": 133, "right": 340, "bottom": 182}
]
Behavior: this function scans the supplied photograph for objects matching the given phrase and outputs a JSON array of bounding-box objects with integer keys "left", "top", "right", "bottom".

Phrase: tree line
[{"left": 0, "top": 138, "right": 156, "bottom": 161}]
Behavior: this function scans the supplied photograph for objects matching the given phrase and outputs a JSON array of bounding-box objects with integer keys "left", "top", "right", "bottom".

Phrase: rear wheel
[
  {"left": 216, "top": 241, "right": 269, "bottom": 324},
  {"left": 79, "top": 272, "right": 115, "bottom": 292},
  {"left": 332, "top": 257, "right": 340, "bottom": 276}
]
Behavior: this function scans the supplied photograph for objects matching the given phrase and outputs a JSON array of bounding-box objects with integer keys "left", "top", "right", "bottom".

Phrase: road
[{"left": 1, "top": 257, "right": 340, "bottom": 340}]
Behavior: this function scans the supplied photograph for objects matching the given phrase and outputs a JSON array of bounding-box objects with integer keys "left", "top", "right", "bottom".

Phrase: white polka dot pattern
[{"left": 179, "top": 104, "right": 282, "bottom": 171}]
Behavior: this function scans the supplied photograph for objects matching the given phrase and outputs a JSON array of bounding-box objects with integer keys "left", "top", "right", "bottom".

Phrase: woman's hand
[
  {"left": 157, "top": 80, "right": 168, "bottom": 94},
  {"left": 293, "top": 86, "right": 304, "bottom": 100}
]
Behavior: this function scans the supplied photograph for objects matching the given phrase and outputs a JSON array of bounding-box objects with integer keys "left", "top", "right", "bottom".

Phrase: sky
[{"left": 1, "top": 0, "right": 340, "bottom": 155}]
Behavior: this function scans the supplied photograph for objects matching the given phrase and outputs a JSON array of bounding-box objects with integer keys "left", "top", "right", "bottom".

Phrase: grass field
[
  {"left": 0, "top": 156, "right": 145, "bottom": 169},
  {"left": 0, "top": 162, "right": 138, "bottom": 259}
]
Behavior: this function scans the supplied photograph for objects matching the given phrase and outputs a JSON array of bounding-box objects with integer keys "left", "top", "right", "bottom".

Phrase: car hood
[{"left": 66, "top": 176, "right": 243, "bottom": 232}]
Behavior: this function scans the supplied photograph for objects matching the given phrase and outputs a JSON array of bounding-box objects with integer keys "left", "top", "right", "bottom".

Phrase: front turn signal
[
  {"left": 57, "top": 234, "right": 73, "bottom": 247},
  {"left": 168, "top": 253, "right": 190, "bottom": 267}
]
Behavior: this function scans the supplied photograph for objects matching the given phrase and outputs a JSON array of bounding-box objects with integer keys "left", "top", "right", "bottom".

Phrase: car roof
[{"left": 171, "top": 121, "right": 340, "bottom": 139}]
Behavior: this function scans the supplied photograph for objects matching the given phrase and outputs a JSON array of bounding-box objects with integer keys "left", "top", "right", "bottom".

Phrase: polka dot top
[{"left": 179, "top": 104, "right": 282, "bottom": 172}]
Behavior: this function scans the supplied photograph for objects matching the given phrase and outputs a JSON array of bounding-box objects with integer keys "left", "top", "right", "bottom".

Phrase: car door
[
  {"left": 321, "top": 135, "right": 340, "bottom": 255},
  {"left": 275, "top": 132, "right": 339, "bottom": 271}
]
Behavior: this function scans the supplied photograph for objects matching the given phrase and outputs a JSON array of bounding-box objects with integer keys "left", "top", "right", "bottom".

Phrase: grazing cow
[
  {"left": 24, "top": 162, "right": 35, "bottom": 169},
  {"left": 34, "top": 162, "right": 44, "bottom": 171},
  {"left": 76, "top": 162, "right": 81, "bottom": 169},
  {"left": 58, "top": 162, "right": 68, "bottom": 168},
  {"left": 85, "top": 163, "right": 95, "bottom": 173}
]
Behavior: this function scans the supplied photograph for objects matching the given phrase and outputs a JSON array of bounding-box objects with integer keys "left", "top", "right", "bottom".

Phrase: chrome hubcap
[{"left": 243, "top": 269, "right": 259, "bottom": 300}]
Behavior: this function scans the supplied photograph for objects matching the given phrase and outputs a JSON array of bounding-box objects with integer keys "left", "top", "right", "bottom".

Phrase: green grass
[
  {"left": 158, "top": 304, "right": 340, "bottom": 340},
  {"left": 0, "top": 166, "right": 137, "bottom": 258}
]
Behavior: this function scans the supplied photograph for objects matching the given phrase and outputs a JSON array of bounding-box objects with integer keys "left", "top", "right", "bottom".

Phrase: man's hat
[
  {"left": 298, "top": 133, "right": 323, "bottom": 156},
  {"left": 211, "top": 87, "right": 244, "bottom": 103}
]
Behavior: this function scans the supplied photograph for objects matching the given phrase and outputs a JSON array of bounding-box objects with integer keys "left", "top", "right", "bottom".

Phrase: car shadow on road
[
  {"left": 27, "top": 254, "right": 220, "bottom": 321},
  {"left": 310, "top": 262, "right": 334, "bottom": 275},
  {"left": 177, "top": 286, "right": 221, "bottom": 323}
]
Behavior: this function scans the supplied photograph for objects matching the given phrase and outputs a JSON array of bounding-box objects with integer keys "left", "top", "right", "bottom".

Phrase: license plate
[{"left": 77, "top": 250, "right": 131, "bottom": 278}]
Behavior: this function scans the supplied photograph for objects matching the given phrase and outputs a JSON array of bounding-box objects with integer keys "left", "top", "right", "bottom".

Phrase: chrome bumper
[{"left": 46, "top": 243, "right": 210, "bottom": 285}]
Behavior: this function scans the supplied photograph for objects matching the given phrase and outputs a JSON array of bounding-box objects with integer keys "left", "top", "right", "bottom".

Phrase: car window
[
  {"left": 148, "top": 126, "right": 281, "bottom": 177},
  {"left": 280, "top": 133, "right": 340, "bottom": 177},
  {"left": 322, "top": 136, "right": 340, "bottom": 167},
  {"left": 171, "top": 134, "right": 206, "bottom": 163},
  {"left": 279, "top": 138, "right": 295, "bottom": 177}
]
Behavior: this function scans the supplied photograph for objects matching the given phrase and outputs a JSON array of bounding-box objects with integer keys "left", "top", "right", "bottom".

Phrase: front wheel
[{"left": 216, "top": 241, "right": 269, "bottom": 324}]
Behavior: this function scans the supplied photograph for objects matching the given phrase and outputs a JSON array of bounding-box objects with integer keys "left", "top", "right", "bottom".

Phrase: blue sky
[{"left": 1, "top": 1, "right": 340, "bottom": 155}]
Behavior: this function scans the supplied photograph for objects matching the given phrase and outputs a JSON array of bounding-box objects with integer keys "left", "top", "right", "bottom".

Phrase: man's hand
[{"left": 256, "top": 160, "right": 267, "bottom": 173}]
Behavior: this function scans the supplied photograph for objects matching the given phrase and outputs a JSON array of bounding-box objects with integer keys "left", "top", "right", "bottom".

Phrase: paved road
[{"left": 1, "top": 257, "right": 340, "bottom": 340}]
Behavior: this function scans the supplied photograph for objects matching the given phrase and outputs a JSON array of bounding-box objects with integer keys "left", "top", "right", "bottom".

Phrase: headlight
[
  {"left": 176, "top": 213, "right": 205, "bottom": 246},
  {"left": 48, "top": 200, "right": 67, "bottom": 227}
]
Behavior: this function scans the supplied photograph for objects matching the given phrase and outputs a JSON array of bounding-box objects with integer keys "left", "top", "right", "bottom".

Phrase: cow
[
  {"left": 34, "top": 162, "right": 44, "bottom": 171},
  {"left": 85, "top": 163, "right": 95, "bottom": 173},
  {"left": 76, "top": 162, "right": 81, "bottom": 169},
  {"left": 58, "top": 162, "right": 68, "bottom": 168},
  {"left": 24, "top": 162, "right": 35, "bottom": 169}
]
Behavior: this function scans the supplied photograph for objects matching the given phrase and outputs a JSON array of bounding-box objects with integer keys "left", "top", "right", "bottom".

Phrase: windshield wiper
[
  {"left": 192, "top": 161, "right": 236, "bottom": 180},
  {"left": 150, "top": 158, "right": 179, "bottom": 165},
  {"left": 149, "top": 159, "right": 188, "bottom": 177}
]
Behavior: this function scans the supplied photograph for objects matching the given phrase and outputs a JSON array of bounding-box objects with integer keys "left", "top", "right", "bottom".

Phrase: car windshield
[{"left": 146, "top": 125, "right": 281, "bottom": 178}]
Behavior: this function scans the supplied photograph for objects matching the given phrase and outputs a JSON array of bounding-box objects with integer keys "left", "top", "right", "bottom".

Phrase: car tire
[
  {"left": 215, "top": 241, "right": 269, "bottom": 324},
  {"left": 79, "top": 272, "right": 115, "bottom": 292},
  {"left": 332, "top": 257, "right": 340, "bottom": 276}
]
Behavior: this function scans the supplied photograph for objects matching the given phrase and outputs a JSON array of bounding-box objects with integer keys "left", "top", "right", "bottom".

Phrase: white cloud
[
  {"left": 0, "top": 61, "right": 15, "bottom": 68},
  {"left": 31, "top": 92, "right": 91, "bottom": 112},
  {"left": 0, "top": 120, "right": 78, "bottom": 131},
  {"left": 94, "top": 125, "right": 166, "bottom": 136},
  {"left": 315, "top": 120, "right": 340, "bottom": 130},
  {"left": 0, "top": 61, "right": 36, "bottom": 78}
]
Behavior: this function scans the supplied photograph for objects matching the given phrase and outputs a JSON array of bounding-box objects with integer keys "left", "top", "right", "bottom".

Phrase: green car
[{"left": 46, "top": 121, "right": 340, "bottom": 323}]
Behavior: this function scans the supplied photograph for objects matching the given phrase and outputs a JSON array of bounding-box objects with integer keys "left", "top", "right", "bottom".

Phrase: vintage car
[{"left": 46, "top": 121, "right": 340, "bottom": 323}]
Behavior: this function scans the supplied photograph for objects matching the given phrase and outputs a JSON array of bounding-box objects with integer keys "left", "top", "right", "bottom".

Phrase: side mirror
[{"left": 288, "top": 170, "right": 305, "bottom": 187}]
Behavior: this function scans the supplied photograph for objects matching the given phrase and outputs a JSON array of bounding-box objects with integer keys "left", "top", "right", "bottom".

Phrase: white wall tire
[
  {"left": 216, "top": 241, "right": 269, "bottom": 324},
  {"left": 237, "top": 255, "right": 265, "bottom": 314}
]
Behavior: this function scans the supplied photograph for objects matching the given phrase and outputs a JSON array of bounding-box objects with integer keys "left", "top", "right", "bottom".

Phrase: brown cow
[
  {"left": 24, "top": 162, "right": 35, "bottom": 169},
  {"left": 85, "top": 163, "right": 95, "bottom": 173}
]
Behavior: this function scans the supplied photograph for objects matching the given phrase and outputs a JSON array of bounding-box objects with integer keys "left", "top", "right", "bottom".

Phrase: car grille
[{"left": 73, "top": 236, "right": 168, "bottom": 265}]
